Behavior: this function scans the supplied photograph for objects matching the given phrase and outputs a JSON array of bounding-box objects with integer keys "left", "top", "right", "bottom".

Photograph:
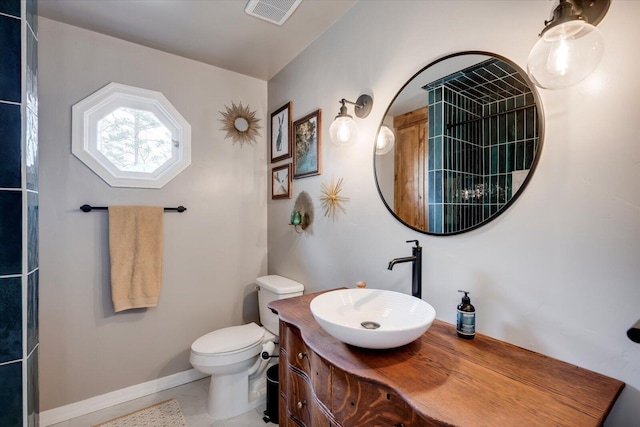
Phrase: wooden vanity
[{"left": 269, "top": 291, "right": 624, "bottom": 427}]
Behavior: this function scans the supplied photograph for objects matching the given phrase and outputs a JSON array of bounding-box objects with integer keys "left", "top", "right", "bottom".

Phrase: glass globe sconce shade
[
  {"left": 330, "top": 114, "right": 359, "bottom": 147},
  {"left": 375, "top": 125, "right": 395, "bottom": 155},
  {"left": 528, "top": 21, "right": 604, "bottom": 89},
  {"left": 527, "top": 0, "right": 610, "bottom": 90},
  {"left": 329, "top": 94, "right": 373, "bottom": 146}
]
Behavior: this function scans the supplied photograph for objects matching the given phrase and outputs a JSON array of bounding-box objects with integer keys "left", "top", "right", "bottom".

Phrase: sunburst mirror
[{"left": 219, "top": 102, "right": 262, "bottom": 146}]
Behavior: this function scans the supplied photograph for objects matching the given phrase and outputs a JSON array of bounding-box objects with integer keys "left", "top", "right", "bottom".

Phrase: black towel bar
[{"left": 80, "top": 204, "right": 187, "bottom": 213}]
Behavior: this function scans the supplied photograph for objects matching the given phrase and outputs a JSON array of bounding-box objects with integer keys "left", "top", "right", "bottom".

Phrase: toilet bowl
[
  {"left": 190, "top": 322, "right": 274, "bottom": 376},
  {"left": 189, "top": 275, "right": 304, "bottom": 419}
]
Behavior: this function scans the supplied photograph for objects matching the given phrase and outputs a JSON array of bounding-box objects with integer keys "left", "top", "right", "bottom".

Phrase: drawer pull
[
  {"left": 297, "top": 351, "right": 307, "bottom": 360},
  {"left": 297, "top": 400, "right": 306, "bottom": 409}
]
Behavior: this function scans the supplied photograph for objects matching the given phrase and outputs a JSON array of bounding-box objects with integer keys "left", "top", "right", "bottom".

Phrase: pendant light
[{"left": 527, "top": 0, "right": 610, "bottom": 90}]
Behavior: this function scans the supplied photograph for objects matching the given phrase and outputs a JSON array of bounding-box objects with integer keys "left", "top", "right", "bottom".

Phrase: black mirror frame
[{"left": 374, "top": 50, "right": 545, "bottom": 236}]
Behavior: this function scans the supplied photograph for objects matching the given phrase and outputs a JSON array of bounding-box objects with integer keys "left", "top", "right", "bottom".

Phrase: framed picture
[
  {"left": 293, "top": 109, "right": 322, "bottom": 179},
  {"left": 272, "top": 163, "right": 292, "bottom": 199},
  {"left": 270, "top": 102, "right": 292, "bottom": 163}
]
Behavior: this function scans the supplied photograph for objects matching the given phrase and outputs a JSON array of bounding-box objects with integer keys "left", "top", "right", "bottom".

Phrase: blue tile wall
[
  {"left": 28, "top": 191, "right": 38, "bottom": 272},
  {"left": 0, "top": 0, "right": 20, "bottom": 18},
  {"left": 427, "top": 76, "right": 539, "bottom": 233},
  {"left": 433, "top": 136, "right": 442, "bottom": 170},
  {"left": 0, "top": 277, "right": 21, "bottom": 363},
  {"left": 428, "top": 204, "right": 435, "bottom": 232},
  {"left": 26, "top": 111, "right": 38, "bottom": 191},
  {"left": 0, "top": 191, "right": 22, "bottom": 275},
  {"left": 27, "top": 347, "right": 39, "bottom": 427},
  {"left": 0, "top": 102, "right": 21, "bottom": 188},
  {"left": 27, "top": 270, "right": 38, "bottom": 355},
  {"left": 0, "top": 13, "right": 21, "bottom": 103},
  {"left": 482, "top": 99, "right": 539, "bottom": 209},
  {"left": 434, "top": 171, "right": 442, "bottom": 208},
  {"left": 0, "top": 361, "right": 23, "bottom": 427},
  {"left": 26, "top": 26, "right": 38, "bottom": 191},
  {"left": 27, "top": 5, "right": 39, "bottom": 423},
  {"left": 1, "top": 3, "right": 39, "bottom": 425},
  {"left": 26, "top": 22, "right": 37, "bottom": 111},
  {"left": 428, "top": 103, "right": 434, "bottom": 138},
  {"left": 428, "top": 170, "right": 435, "bottom": 204}
]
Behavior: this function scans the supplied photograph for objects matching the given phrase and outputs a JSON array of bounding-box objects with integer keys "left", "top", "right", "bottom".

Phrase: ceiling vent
[{"left": 245, "top": 0, "right": 302, "bottom": 26}]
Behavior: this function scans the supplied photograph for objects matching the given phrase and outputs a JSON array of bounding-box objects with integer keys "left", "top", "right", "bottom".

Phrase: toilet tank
[{"left": 257, "top": 275, "right": 304, "bottom": 335}]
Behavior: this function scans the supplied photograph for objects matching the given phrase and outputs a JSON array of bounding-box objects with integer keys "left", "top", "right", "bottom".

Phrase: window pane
[{"left": 97, "top": 107, "right": 172, "bottom": 173}]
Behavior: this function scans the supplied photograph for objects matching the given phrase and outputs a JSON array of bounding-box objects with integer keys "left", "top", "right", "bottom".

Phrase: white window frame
[{"left": 72, "top": 82, "right": 191, "bottom": 188}]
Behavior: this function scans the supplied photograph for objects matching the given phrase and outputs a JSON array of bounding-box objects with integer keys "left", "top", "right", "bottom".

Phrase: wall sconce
[
  {"left": 375, "top": 125, "right": 395, "bottom": 155},
  {"left": 289, "top": 191, "right": 314, "bottom": 234},
  {"left": 329, "top": 94, "right": 373, "bottom": 146},
  {"left": 527, "top": 0, "right": 610, "bottom": 90},
  {"left": 289, "top": 210, "right": 310, "bottom": 233}
]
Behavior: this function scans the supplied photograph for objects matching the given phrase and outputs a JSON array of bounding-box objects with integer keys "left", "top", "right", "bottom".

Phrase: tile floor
[{"left": 49, "top": 377, "right": 275, "bottom": 427}]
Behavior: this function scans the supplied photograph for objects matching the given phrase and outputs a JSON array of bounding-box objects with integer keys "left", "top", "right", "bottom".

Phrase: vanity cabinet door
[
  {"left": 332, "top": 367, "right": 419, "bottom": 427},
  {"left": 310, "top": 349, "right": 332, "bottom": 405}
]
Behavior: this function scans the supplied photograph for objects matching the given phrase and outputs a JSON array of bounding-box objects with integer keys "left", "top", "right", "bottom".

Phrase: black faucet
[{"left": 388, "top": 240, "right": 422, "bottom": 299}]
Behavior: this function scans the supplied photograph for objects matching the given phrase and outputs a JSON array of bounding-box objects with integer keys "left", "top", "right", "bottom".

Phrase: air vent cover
[{"left": 245, "top": 0, "right": 302, "bottom": 26}]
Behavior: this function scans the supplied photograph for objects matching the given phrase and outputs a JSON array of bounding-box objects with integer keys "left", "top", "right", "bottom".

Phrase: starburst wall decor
[
  {"left": 320, "top": 177, "right": 349, "bottom": 221},
  {"left": 219, "top": 102, "right": 262, "bottom": 146}
]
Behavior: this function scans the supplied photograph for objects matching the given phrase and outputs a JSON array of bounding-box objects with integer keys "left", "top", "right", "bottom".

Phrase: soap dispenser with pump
[{"left": 457, "top": 290, "right": 475, "bottom": 339}]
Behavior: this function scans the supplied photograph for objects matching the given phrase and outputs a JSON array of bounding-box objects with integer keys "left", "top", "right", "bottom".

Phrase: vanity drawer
[
  {"left": 281, "top": 322, "right": 312, "bottom": 375},
  {"left": 332, "top": 367, "right": 418, "bottom": 427},
  {"left": 285, "top": 369, "right": 314, "bottom": 426}
]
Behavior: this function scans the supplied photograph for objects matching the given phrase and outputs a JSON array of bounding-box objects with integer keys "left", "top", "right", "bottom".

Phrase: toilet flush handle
[{"left": 261, "top": 351, "right": 278, "bottom": 359}]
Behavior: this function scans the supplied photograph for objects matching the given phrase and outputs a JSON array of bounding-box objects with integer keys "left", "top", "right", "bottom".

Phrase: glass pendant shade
[
  {"left": 375, "top": 125, "right": 395, "bottom": 155},
  {"left": 527, "top": 20, "right": 604, "bottom": 89},
  {"left": 330, "top": 116, "right": 359, "bottom": 146}
]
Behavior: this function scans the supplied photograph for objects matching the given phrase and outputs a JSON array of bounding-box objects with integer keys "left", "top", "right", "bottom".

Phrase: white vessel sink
[{"left": 309, "top": 289, "right": 436, "bottom": 349}]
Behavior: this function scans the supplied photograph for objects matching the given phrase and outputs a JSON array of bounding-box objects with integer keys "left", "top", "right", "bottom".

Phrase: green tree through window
[{"left": 97, "top": 107, "right": 172, "bottom": 173}]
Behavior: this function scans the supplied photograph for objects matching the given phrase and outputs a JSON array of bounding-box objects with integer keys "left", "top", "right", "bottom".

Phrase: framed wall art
[
  {"left": 293, "top": 109, "right": 322, "bottom": 179},
  {"left": 272, "top": 163, "right": 292, "bottom": 199},
  {"left": 270, "top": 102, "right": 292, "bottom": 163}
]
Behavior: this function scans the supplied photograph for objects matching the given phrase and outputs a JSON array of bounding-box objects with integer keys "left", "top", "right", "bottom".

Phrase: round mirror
[
  {"left": 374, "top": 51, "right": 544, "bottom": 235},
  {"left": 234, "top": 117, "right": 249, "bottom": 132}
]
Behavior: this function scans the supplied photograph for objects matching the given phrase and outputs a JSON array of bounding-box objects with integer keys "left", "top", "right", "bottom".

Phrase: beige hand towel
[{"left": 108, "top": 206, "right": 164, "bottom": 312}]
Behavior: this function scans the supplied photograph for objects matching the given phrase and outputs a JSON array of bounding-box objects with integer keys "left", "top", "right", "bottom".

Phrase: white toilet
[{"left": 189, "top": 275, "right": 304, "bottom": 419}]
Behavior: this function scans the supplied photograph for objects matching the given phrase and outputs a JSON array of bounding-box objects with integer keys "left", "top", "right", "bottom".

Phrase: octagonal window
[
  {"left": 72, "top": 83, "right": 191, "bottom": 188},
  {"left": 97, "top": 107, "right": 173, "bottom": 172}
]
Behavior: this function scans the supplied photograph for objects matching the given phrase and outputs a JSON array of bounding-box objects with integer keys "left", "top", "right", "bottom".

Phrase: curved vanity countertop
[{"left": 269, "top": 290, "right": 624, "bottom": 427}]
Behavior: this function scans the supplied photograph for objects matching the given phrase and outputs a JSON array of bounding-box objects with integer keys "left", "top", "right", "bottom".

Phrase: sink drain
[{"left": 360, "top": 321, "right": 381, "bottom": 330}]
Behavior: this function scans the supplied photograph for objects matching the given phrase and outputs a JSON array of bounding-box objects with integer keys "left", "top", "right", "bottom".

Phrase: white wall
[
  {"left": 38, "top": 18, "right": 268, "bottom": 410},
  {"left": 267, "top": 1, "right": 640, "bottom": 425}
]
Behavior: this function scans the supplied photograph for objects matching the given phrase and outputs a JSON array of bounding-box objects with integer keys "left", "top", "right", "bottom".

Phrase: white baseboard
[{"left": 40, "top": 369, "right": 208, "bottom": 426}]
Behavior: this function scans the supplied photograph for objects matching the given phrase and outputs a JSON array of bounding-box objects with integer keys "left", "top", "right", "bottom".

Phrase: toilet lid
[{"left": 191, "top": 322, "right": 265, "bottom": 355}]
